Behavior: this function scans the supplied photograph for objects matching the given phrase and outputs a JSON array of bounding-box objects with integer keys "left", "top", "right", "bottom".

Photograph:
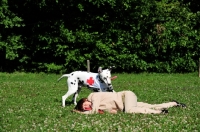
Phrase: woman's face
[{"left": 82, "top": 100, "right": 92, "bottom": 111}]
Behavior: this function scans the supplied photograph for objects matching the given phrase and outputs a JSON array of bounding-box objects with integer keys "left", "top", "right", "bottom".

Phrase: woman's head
[{"left": 74, "top": 98, "right": 92, "bottom": 111}]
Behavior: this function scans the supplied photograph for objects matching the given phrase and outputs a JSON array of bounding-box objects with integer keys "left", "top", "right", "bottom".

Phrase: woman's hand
[
  {"left": 98, "top": 109, "right": 104, "bottom": 114},
  {"left": 110, "top": 109, "right": 118, "bottom": 114}
]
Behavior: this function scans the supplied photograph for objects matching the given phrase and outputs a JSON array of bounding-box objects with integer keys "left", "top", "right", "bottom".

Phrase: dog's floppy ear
[
  {"left": 108, "top": 66, "right": 115, "bottom": 71},
  {"left": 98, "top": 67, "right": 103, "bottom": 73}
]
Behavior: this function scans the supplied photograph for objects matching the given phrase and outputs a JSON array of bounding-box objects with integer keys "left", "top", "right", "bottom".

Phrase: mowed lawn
[{"left": 0, "top": 72, "right": 200, "bottom": 131}]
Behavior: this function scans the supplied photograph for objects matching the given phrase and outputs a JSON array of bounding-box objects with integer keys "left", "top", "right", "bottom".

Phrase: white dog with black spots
[{"left": 57, "top": 66, "right": 115, "bottom": 107}]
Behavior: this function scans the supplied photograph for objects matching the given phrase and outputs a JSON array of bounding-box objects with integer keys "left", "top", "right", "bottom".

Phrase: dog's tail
[{"left": 57, "top": 74, "right": 70, "bottom": 82}]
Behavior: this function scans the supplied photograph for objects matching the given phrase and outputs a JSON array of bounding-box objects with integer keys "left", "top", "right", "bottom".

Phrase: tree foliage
[{"left": 0, "top": 0, "right": 200, "bottom": 73}]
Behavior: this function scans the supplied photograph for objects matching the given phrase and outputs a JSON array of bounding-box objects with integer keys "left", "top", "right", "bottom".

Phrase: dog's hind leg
[
  {"left": 62, "top": 78, "right": 78, "bottom": 107},
  {"left": 62, "top": 88, "right": 77, "bottom": 107},
  {"left": 72, "top": 86, "right": 82, "bottom": 105}
]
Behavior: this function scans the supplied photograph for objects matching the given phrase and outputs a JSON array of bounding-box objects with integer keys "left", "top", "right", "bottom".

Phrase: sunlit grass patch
[{"left": 0, "top": 72, "right": 199, "bottom": 131}]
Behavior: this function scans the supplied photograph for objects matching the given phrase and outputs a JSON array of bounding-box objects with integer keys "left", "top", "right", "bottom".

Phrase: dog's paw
[
  {"left": 62, "top": 102, "right": 65, "bottom": 107},
  {"left": 62, "top": 97, "right": 66, "bottom": 107}
]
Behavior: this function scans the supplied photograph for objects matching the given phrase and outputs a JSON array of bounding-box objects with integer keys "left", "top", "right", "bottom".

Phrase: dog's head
[{"left": 98, "top": 66, "right": 115, "bottom": 91}]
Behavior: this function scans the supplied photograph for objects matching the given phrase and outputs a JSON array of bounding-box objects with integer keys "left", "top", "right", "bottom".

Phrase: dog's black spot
[
  {"left": 71, "top": 73, "right": 74, "bottom": 76},
  {"left": 71, "top": 82, "right": 74, "bottom": 84},
  {"left": 98, "top": 75, "right": 104, "bottom": 83},
  {"left": 74, "top": 80, "right": 76, "bottom": 82},
  {"left": 77, "top": 77, "right": 80, "bottom": 80},
  {"left": 78, "top": 80, "right": 84, "bottom": 86},
  {"left": 93, "top": 89, "right": 100, "bottom": 92}
]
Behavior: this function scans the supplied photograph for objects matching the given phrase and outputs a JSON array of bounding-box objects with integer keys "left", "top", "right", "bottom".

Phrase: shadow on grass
[{"left": 54, "top": 98, "right": 74, "bottom": 107}]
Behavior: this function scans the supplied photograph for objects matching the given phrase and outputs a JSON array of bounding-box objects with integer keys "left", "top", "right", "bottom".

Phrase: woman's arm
[{"left": 88, "top": 94, "right": 101, "bottom": 114}]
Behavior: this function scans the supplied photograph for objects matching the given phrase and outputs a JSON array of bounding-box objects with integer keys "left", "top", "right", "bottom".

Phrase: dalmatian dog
[{"left": 57, "top": 66, "right": 115, "bottom": 107}]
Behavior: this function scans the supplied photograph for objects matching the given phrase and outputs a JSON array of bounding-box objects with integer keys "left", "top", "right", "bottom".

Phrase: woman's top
[{"left": 82, "top": 91, "right": 126, "bottom": 114}]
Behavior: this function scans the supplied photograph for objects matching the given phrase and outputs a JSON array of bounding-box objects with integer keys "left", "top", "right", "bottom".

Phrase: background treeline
[{"left": 0, "top": 0, "right": 200, "bottom": 73}]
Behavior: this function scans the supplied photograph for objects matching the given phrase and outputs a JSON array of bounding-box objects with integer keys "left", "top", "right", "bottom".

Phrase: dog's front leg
[{"left": 107, "top": 85, "right": 115, "bottom": 92}]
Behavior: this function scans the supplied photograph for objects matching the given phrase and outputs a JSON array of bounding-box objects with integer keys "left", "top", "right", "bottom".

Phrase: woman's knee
[
  {"left": 125, "top": 91, "right": 137, "bottom": 98},
  {"left": 124, "top": 91, "right": 137, "bottom": 105}
]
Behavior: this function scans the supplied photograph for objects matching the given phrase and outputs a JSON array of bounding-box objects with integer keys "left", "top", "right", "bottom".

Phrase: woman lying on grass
[{"left": 73, "top": 91, "right": 186, "bottom": 114}]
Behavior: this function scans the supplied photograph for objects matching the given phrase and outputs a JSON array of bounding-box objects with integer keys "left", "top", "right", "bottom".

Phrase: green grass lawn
[{"left": 0, "top": 72, "right": 200, "bottom": 131}]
